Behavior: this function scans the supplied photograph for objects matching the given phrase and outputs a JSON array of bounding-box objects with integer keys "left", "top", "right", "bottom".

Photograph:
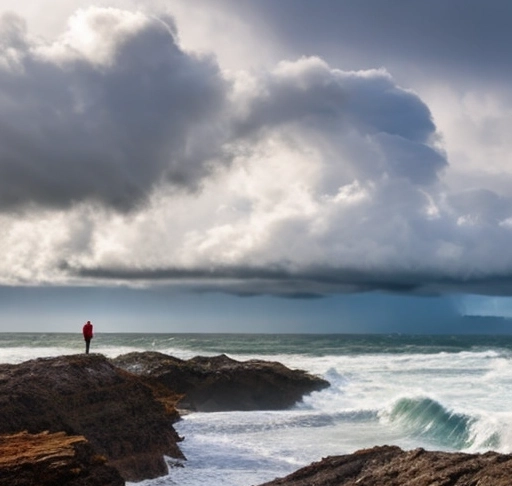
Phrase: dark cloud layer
[{"left": 70, "top": 261, "right": 512, "bottom": 298}]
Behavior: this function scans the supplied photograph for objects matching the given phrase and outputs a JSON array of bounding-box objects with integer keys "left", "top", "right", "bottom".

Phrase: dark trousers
[{"left": 85, "top": 339, "right": 91, "bottom": 354}]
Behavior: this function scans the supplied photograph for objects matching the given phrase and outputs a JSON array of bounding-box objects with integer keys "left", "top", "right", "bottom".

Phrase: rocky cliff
[
  {"left": 0, "top": 431, "right": 124, "bottom": 486},
  {"left": 112, "top": 351, "right": 330, "bottom": 412},
  {"left": 258, "top": 445, "right": 512, "bottom": 486},
  {"left": 0, "top": 354, "right": 184, "bottom": 482}
]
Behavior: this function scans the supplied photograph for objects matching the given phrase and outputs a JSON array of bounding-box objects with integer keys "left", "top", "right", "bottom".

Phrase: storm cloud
[
  {"left": 0, "top": 8, "right": 227, "bottom": 211},
  {"left": 1, "top": 2, "right": 512, "bottom": 301}
]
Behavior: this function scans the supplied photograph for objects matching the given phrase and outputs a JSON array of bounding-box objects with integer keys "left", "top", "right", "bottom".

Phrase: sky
[{"left": 1, "top": 0, "right": 512, "bottom": 333}]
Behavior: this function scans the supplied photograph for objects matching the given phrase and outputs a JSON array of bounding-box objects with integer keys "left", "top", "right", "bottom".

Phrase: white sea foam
[
  {"left": 0, "top": 346, "right": 77, "bottom": 364},
  {"left": 3, "top": 333, "right": 512, "bottom": 486}
]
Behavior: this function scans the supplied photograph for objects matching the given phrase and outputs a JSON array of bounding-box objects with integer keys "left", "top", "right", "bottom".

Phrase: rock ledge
[
  {"left": 113, "top": 351, "right": 330, "bottom": 412},
  {"left": 0, "top": 431, "right": 124, "bottom": 486},
  {"left": 258, "top": 445, "right": 512, "bottom": 486}
]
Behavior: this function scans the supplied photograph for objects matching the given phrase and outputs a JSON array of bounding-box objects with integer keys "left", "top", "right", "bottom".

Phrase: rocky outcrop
[
  {"left": 112, "top": 352, "right": 330, "bottom": 412},
  {"left": 0, "top": 352, "right": 329, "bottom": 483},
  {"left": 0, "top": 354, "right": 184, "bottom": 482},
  {"left": 0, "top": 431, "right": 124, "bottom": 486},
  {"left": 258, "top": 445, "right": 512, "bottom": 486}
]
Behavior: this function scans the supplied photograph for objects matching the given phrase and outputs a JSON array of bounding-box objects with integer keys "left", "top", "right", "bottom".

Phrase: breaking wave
[{"left": 381, "top": 396, "right": 501, "bottom": 451}]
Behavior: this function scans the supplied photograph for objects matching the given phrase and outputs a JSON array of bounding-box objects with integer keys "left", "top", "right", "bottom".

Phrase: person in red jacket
[{"left": 82, "top": 320, "right": 94, "bottom": 354}]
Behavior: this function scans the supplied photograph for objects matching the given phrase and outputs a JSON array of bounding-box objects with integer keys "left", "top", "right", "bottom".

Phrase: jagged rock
[
  {"left": 0, "top": 431, "right": 124, "bottom": 486},
  {"left": 0, "top": 354, "right": 184, "bottom": 482},
  {"left": 112, "top": 351, "right": 330, "bottom": 412},
  {"left": 258, "top": 445, "right": 512, "bottom": 486},
  {"left": 0, "top": 352, "right": 330, "bottom": 483}
]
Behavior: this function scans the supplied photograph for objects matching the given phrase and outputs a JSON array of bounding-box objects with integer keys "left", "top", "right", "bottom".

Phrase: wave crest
[{"left": 382, "top": 397, "right": 481, "bottom": 449}]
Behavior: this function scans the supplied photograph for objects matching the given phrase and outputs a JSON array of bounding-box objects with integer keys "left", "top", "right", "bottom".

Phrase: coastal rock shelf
[
  {"left": 0, "top": 352, "right": 328, "bottom": 483},
  {"left": 112, "top": 351, "right": 330, "bottom": 412},
  {"left": 0, "top": 354, "right": 184, "bottom": 482},
  {"left": 0, "top": 431, "right": 124, "bottom": 486},
  {"left": 258, "top": 445, "right": 512, "bottom": 486}
]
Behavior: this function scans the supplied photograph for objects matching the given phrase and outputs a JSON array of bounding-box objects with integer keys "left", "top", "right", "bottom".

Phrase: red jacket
[{"left": 83, "top": 322, "right": 93, "bottom": 340}]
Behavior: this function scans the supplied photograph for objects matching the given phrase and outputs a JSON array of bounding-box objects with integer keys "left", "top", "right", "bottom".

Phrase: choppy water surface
[{"left": 2, "top": 332, "right": 512, "bottom": 486}]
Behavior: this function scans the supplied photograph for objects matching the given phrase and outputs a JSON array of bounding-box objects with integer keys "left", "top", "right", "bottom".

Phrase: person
[{"left": 82, "top": 320, "right": 94, "bottom": 354}]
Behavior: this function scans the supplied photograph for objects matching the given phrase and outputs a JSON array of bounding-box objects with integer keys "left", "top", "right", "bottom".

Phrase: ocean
[{"left": 2, "top": 332, "right": 512, "bottom": 486}]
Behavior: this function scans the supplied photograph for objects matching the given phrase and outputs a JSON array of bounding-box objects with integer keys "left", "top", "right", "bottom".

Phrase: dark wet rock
[
  {"left": 0, "top": 354, "right": 184, "bottom": 482},
  {"left": 258, "top": 445, "right": 512, "bottom": 486},
  {"left": 0, "top": 431, "right": 124, "bottom": 486},
  {"left": 112, "top": 351, "right": 330, "bottom": 412},
  {"left": 0, "top": 352, "right": 329, "bottom": 483}
]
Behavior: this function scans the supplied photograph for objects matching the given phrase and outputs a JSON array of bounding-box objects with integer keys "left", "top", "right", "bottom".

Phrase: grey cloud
[
  {"left": 67, "top": 260, "right": 512, "bottom": 297},
  {"left": 210, "top": 0, "right": 512, "bottom": 87},
  {"left": 236, "top": 60, "right": 445, "bottom": 186},
  {"left": 0, "top": 9, "right": 227, "bottom": 212},
  {"left": 238, "top": 63, "right": 435, "bottom": 141},
  {"left": 0, "top": 12, "right": 26, "bottom": 50},
  {"left": 0, "top": 6, "right": 446, "bottom": 216},
  {"left": 65, "top": 261, "right": 419, "bottom": 296},
  {"left": 340, "top": 75, "right": 436, "bottom": 143},
  {"left": 447, "top": 189, "right": 512, "bottom": 225},
  {"left": 375, "top": 133, "right": 446, "bottom": 185}
]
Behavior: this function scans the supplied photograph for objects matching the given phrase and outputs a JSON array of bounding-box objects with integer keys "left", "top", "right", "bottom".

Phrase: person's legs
[{"left": 85, "top": 339, "right": 90, "bottom": 354}]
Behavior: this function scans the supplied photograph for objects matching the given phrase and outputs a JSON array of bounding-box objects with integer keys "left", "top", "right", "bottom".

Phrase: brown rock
[
  {"left": 0, "top": 352, "right": 329, "bottom": 483},
  {"left": 258, "top": 445, "right": 512, "bottom": 486},
  {"left": 0, "top": 431, "right": 124, "bottom": 486},
  {"left": 0, "top": 354, "right": 184, "bottom": 482},
  {"left": 112, "top": 352, "right": 330, "bottom": 412}
]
